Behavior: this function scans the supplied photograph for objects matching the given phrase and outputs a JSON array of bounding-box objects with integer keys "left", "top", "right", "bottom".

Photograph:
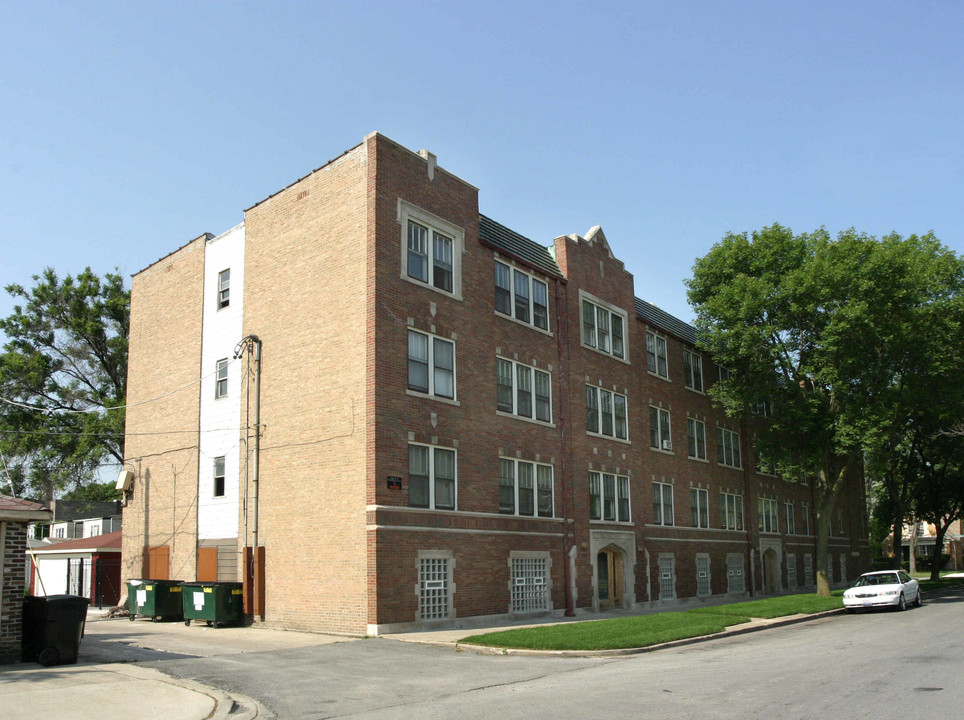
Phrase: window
[
  {"left": 727, "top": 554, "right": 745, "bottom": 594},
  {"left": 582, "top": 298, "right": 625, "bottom": 359},
  {"left": 511, "top": 554, "right": 551, "bottom": 613},
  {"left": 400, "top": 201, "right": 463, "bottom": 297},
  {"left": 722, "top": 493, "right": 744, "bottom": 530},
  {"left": 715, "top": 363, "right": 731, "bottom": 382},
  {"left": 804, "top": 554, "right": 813, "bottom": 586},
  {"left": 759, "top": 498, "right": 778, "bottom": 533},
  {"left": 213, "top": 456, "right": 225, "bottom": 498},
  {"left": 717, "top": 427, "right": 742, "bottom": 468},
  {"left": 586, "top": 385, "right": 628, "bottom": 440},
  {"left": 653, "top": 482, "right": 674, "bottom": 526},
  {"left": 755, "top": 442, "right": 777, "bottom": 476},
  {"left": 801, "top": 503, "right": 811, "bottom": 535},
  {"left": 418, "top": 553, "right": 451, "bottom": 621},
  {"left": 785, "top": 502, "right": 795, "bottom": 534},
  {"left": 495, "top": 262, "right": 549, "bottom": 331},
  {"left": 658, "top": 555, "right": 676, "bottom": 600},
  {"left": 690, "top": 488, "right": 709, "bottom": 528},
  {"left": 408, "top": 330, "right": 455, "bottom": 400},
  {"left": 687, "top": 418, "right": 707, "bottom": 460},
  {"left": 649, "top": 406, "right": 672, "bottom": 451},
  {"left": 786, "top": 553, "right": 797, "bottom": 589},
  {"left": 497, "top": 358, "right": 551, "bottom": 423},
  {"left": 215, "top": 359, "right": 228, "bottom": 399},
  {"left": 646, "top": 331, "right": 668, "bottom": 378},
  {"left": 217, "top": 269, "right": 230, "bottom": 309},
  {"left": 407, "top": 221, "right": 453, "bottom": 292},
  {"left": 589, "top": 472, "right": 630, "bottom": 522},
  {"left": 500, "top": 459, "right": 553, "bottom": 517},
  {"left": 696, "top": 555, "right": 711, "bottom": 597},
  {"left": 408, "top": 444, "right": 456, "bottom": 510},
  {"left": 683, "top": 350, "right": 703, "bottom": 392}
]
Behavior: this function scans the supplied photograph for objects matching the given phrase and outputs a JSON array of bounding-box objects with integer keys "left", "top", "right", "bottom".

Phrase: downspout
[
  {"left": 554, "top": 279, "right": 575, "bottom": 616},
  {"left": 251, "top": 336, "right": 262, "bottom": 614}
]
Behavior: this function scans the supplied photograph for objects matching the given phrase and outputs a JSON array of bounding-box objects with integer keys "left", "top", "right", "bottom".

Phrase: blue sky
[{"left": 1, "top": 1, "right": 962, "bottom": 325}]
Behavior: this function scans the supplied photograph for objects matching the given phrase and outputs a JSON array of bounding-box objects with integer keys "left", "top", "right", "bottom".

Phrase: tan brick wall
[
  {"left": 122, "top": 237, "right": 205, "bottom": 589},
  {"left": 243, "top": 142, "right": 370, "bottom": 634}
]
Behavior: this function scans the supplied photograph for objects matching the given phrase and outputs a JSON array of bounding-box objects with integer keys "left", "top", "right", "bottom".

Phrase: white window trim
[
  {"left": 586, "top": 384, "right": 630, "bottom": 442},
  {"left": 213, "top": 456, "right": 226, "bottom": 498},
  {"left": 407, "top": 328, "right": 458, "bottom": 404},
  {"left": 653, "top": 481, "right": 674, "bottom": 526},
  {"left": 784, "top": 501, "right": 795, "bottom": 535},
  {"left": 579, "top": 290, "right": 629, "bottom": 363},
  {"left": 759, "top": 497, "right": 779, "bottom": 533},
  {"left": 691, "top": 488, "right": 709, "bottom": 529},
  {"left": 496, "top": 357, "right": 553, "bottom": 425},
  {"left": 499, "top": 458, "right": 554, "bottom": 518},
  {"left": 649, "top": 405, "right": 673, "bottom": 453},
  {"left": 215, "top": 358, "right": 229, "bottom": 399},
  {"left": 717, "top": 427, "right": 743, "bottom": 469},
  {"left": 398, "top": 199, "right": 464, "bottom": 299},
  {"left": 687, "top": 417, "right": 708, "bottom": 461},
  {"left": 722, "top": 492, "right": 744, "bottom": 531},
  {"left": 408, "top": 442, "right": 458, "bottom": 511},
  {"left": 588, "top": 471, "right": 632, "bottom": 523},
  {"left": 495, "top": 260, "right": 551, "bottom": 333},
  {"left": 683, "top": 349, "right": 704, "bottom": 393},
  {"left": 217, "top": 268, "right": 230, "bottom": 310},
  {"left": 646, "top": 330, "right": 670, "bottom": 380}
]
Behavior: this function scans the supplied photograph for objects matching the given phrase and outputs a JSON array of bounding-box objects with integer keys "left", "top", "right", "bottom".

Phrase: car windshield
[{"left": 854, "top": 573, "right": 900, "bottom": 587}]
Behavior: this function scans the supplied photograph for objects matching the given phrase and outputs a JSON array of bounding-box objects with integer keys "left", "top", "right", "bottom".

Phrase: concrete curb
[
  {"left": 106, "top": 665, "right": 265, "bottom": 719},
  {"left": 454, "top": 609, "right": 847, "bottom": 658}
]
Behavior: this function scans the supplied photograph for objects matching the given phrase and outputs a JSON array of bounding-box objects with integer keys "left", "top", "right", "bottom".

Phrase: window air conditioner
[{"left": 661, "top": 440, "right": 672, "bottom": 451}]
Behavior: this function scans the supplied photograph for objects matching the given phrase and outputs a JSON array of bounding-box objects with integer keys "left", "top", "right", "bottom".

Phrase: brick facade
[{"left": 122, "top": 132, "right": 870, "bottom": 636}]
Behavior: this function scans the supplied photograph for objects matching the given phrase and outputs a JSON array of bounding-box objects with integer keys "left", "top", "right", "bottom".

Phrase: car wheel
[
  {"left": 915, "top": 591, "right": 923, "bottom": 608},
  {"left": 897, "top": 593, "right": 906, "bottom": 611}
]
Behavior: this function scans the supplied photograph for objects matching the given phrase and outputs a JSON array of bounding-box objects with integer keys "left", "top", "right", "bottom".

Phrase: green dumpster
[
  {"left": 181, "top": 582, "right": 243, "bottom": 627},
  {"left": 127, "top": 579, "right": 183, "bottom": 622}
]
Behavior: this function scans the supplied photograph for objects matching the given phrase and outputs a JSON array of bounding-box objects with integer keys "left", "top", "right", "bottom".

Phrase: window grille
[
  {"left": 511, "top": 557, "right": 549, "bottom": 613},
  {"left": 727, "top": 555, "right": 745, "bottom": 594},
  {"left": 419, "top": 557, "right": 449, "bottom": 620},
  {"left": 658, "top": 555, "right": 675, "bottom": 600},
  {"left": 696, "top": 556, "right": 711, "bottom": 597}
]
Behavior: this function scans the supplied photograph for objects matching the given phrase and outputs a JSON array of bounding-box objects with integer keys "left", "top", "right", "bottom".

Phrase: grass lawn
[
  {"left": 686, "top": 593, "right": 843, "bottom": 619},
  {"left": 460, "top": 612, "right": 750, "bottom": 651},
  {"left": 459, "top": 593, "right": 850, "bottom": 651}
]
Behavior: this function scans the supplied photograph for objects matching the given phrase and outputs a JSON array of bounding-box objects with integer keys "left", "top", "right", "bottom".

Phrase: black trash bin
[{"left": 21, "top": 594, "right": 90, "bottom": 666}]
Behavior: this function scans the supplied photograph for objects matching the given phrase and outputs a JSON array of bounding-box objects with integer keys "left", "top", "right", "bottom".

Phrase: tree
[
  {"left": 0, "top": 268, "right": 128, "bottom": 500},
  {"left": 687, "top": 225, "right": 964, "bottom": 596}
]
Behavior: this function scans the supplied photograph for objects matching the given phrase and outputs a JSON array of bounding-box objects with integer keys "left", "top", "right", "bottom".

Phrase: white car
[{"left": 843, "top": 570, "right": 922, "bottom": 612}]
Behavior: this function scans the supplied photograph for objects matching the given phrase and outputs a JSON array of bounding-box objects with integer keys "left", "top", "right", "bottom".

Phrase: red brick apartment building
[{"left": 121, "top": 132, "right": 869, "bottom": 635}]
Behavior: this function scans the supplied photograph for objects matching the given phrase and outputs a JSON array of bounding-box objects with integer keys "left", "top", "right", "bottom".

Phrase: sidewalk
[{"left": 0, "top": 662, "right": 247, "bottom": 720}]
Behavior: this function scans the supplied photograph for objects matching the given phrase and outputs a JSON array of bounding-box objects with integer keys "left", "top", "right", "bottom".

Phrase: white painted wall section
[{"left": 198, "top": 223, "right": 245, "bottom": 540}]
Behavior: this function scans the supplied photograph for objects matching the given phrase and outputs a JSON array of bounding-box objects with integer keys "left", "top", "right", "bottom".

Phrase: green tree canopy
[
  {"left": 0, "top": 268, "right": 128, "bottom": 500},
  {"left": 687, "top": 225, "right": 964, "bottom": 594}
]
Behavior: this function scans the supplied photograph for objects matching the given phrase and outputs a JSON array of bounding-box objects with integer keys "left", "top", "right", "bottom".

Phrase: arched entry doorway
[{"left": 597, "top": 546, "right": 624, "bottom": 611}]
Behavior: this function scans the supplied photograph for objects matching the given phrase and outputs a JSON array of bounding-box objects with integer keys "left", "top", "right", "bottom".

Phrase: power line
[{"left": 0, "top": 355, "right": 241, "bottom": 415}]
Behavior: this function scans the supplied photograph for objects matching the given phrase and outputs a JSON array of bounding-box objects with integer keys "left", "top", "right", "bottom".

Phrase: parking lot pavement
[{"left": 1, "top": 615, "right": 356, "bottom": 720}]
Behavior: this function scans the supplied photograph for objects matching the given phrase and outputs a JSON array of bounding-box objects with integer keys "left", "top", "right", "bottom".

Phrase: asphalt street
[{"left": 79, "top": 587, "right": 964, "bottom": 720}]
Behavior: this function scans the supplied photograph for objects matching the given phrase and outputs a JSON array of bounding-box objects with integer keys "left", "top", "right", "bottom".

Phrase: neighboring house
[
  {"left": 28, "top": 531, "right": 123, "bottom": 607},
  {"left": 893, "top": 520, "right": 962, "bottom": 570},
  {"left": 30, "top": 500, "right": 122, "bottom": 540},
  {"left": 0, "top": 495, "right": 51, "bottom": 664},
  {"left": 121, "top": 132, "right": 870, "bottom": 636}
]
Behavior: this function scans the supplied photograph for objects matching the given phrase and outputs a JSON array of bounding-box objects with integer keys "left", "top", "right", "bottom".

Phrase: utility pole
[{"left": 236, "top": 335, "right": 262, "bottom": 616}]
